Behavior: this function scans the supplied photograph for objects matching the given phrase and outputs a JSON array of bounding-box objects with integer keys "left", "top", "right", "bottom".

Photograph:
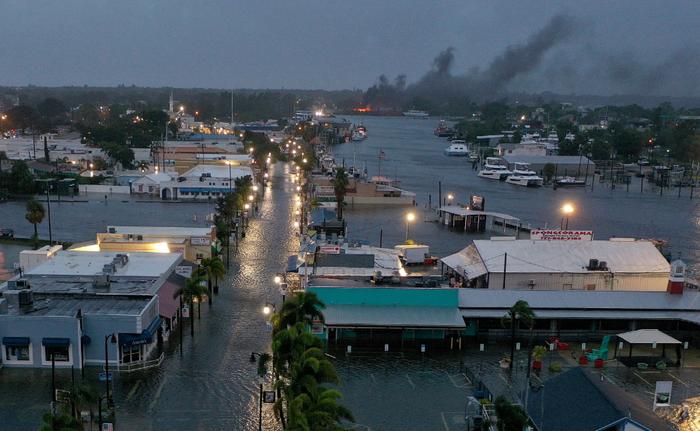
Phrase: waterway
[
  {"left": 0, "top": 115, "right": 698, "bottom": 430},
  {"left": 333, "top": 115, "right": 700, "bottom": 269}
]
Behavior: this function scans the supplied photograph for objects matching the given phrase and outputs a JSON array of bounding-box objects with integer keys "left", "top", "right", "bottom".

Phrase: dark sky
[{"left": 2, "top": 0, "right": 699, "bottom": 95}]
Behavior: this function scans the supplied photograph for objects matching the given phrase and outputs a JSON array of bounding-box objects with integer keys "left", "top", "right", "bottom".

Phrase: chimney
[{"left": 667, "top": 260, "right": 686, "bottom": 294}]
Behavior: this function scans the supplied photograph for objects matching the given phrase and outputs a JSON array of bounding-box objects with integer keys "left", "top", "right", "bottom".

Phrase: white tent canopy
[{"left": 617, "top": 329, "right": 681, "bottom": 345}]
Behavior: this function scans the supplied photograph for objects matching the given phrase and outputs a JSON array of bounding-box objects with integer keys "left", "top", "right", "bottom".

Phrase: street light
[
  {"left": 104, "top": 333, "right": 117, "bottom": 402},
  {"left": 447, "top": 193, "right": 454, "bottom": 205},
  {"left": 405, "top": 212, "right": 416, "bottom": 242},
  {"left": 252, "top": 185, "right": 259, "bottom": 192},
  {"left": 274, "top": 275, "right": 282, "bottom": 285},
  {"left": 560, "top": 203, "right": 574, "bottom": 230}
]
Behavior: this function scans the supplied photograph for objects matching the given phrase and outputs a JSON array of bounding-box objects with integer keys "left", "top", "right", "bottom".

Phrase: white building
[
  {"left": 132, "top": 172, "right": 174, "bottom": 196},
  {"left": 159, "top": 164, "right": 255, "bottom": 200},
  {"left": 442, "top": 237, "right": 670, "bottom": 291}
]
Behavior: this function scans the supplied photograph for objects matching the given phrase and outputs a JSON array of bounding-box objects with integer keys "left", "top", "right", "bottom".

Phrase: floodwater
[
  {"left": 333, "top": 115, "right": 700, "bottom": 269},
  {"left": 0, "top": 116, "right": 698, "bottom": 430}
]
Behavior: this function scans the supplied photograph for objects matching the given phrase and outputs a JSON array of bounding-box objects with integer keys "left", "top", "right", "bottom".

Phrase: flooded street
[{"left": 1, "top": 116, "right": 699, "bottom": 430}]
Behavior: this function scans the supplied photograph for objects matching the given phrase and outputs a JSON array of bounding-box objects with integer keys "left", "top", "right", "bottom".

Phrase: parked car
[{"left": 0, "top": 228, "right": 14, "bottom": 238}]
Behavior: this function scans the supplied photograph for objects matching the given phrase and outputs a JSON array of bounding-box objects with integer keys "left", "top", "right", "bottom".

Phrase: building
[
  {"left": 441, "top": 238, "right": 670, "bottom": 291},
  {"left": 132, "top": 172, "right": 174, "bottom": 196},
  {"left": 0, "top": 250, "right": 188, "bottom": 369},
  {"left": 502, "top": 155, "right": 595, "bottom": 176},
  {"left": 159, "top": 164, "right": 255, "bottom": 200},
  {"left": 93, "top": 225, "right": 216, "bottom": 262},
  {"left": 496, "top": 142, "right": 547, "bottom": 157},
  {"left": 526, "top": 367, "right": 657, "bottom": 431}
]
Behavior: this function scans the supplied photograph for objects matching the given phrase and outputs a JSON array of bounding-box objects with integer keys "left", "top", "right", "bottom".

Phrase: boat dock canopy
[
  {"left": 438, "top": 205, "right": 519, "bottom": 222},
  {"left": 617, "top": 329, "right": 681, "bottom": 345},
  {"left": 323, "top": 305, "right": 466, "bottom": 329}
]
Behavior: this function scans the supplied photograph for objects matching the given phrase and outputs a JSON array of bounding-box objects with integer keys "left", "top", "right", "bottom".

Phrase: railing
[
  {"left": 481, "top": 404, "right": 497, "bottom": 431},
  {"left": 116, "top": 352, "right": 165, "bottom": 373}
]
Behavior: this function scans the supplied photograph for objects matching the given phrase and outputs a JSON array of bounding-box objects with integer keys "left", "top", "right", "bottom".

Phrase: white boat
[
  {"left": 444, "top": 141, "right": 469, "bottom": 156},
  {"left": 555, "top": 176, "right": 586, "bottom": 187},
  {"left": 478, "top": 157, "right": 511, "bottom": 180},
  {"left": 351, "top": 130, "right": 367, "bottom": 141},
  {"left": 402, "top": 109, "right": 429, "bottom": 117},
  {"left": 505, "top": 162, "right": 544, "bottom": 187}
]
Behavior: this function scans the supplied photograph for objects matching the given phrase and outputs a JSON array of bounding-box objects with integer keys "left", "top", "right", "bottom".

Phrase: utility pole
[{"left": 502, "top": 253, "right": 507, "bottom": 290}]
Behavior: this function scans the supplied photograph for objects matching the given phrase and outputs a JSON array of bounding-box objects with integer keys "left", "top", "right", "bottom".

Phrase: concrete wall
[
  {"left": 79, "top": 185, "right": 131, "bottom": 194},
  {"left": 485, "top": 272, "right": 668, "bottom": 291}
]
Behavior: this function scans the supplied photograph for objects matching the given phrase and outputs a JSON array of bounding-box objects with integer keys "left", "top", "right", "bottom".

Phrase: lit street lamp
[
  {"left": 405, "top": 212, "right": 416, "bottom": 242},
  {"left": 446, "top": 193, "right": 454, "bottom": 205},
  {"left": 560, "top": 203, "right": 575, "bottom": 230}
]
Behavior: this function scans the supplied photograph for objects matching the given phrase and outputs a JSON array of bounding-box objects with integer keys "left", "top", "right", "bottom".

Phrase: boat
[
  {"left": 477, "top": 157, "right": 512, "bottom": 180},
  {"left": 351, "top": 130, "right": 367, "bottom": 141},
  {"left": 434, "top": 120, "right": 455, "bottom": 137},
  {"left": 555, "top": 176, "right": 586, "bottom": 187},
  {"left": 444, "top": 141, "right": 469, "bottom": 156},
  {"left": 505, "top": 163, "right": 544, "bottom": 187},
  {"left": 402, "top": 109, "right": 429, "bottom": 117}
]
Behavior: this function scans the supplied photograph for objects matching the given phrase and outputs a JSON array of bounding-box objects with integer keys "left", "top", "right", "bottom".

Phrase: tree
[
  {"left": 502, "top": 300, "right": 535, "bottom": 369},
  {"left": 135, "top": 161, "right": 149, "bottom": 172},
  {"left": 99, "top": 142, "right": 134, "bottom": 168},
  {"left": 38, "top": 410, "right": 80, "bottom": 431},
  {"left": 494, "top": 396, "right": 528, "bottom": 431},
  {"left": 542, "top": 163, "right": 556, "bottom": 184},
  {"left": 199, "top": 257, "right": 225, "bottom": 304},
  {"left": 6, "top": 105, "right": 38, "bottom": 134},
  {"left": 37, "top": 97, "right": 68, "bottom": 130},
  {"left": 25, "top": 199, "right": 45, "bottom": 249},
  {"left": 331, "top": 168, "right": 348, "bottom": 221},
  {"left": 272, "top": 291, "right": 325, "bottom": 333},
  {"left": 173, "top": 275, "right": 208, "bottom": 337}
]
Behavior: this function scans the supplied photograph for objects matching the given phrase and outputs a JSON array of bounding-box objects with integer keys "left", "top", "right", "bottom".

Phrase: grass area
[{"left": 0, "top": 237, "right": 72, "bottom": 249}]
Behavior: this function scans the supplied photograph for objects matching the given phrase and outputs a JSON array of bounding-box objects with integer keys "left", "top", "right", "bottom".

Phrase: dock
[{"left": 437, "top": 205, "right": 528, "bottom": 234}]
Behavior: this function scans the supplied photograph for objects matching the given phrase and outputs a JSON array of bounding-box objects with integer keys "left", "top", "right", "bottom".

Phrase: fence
[{"left": 116, "top": 352, "right": 165, "bottom": 373}]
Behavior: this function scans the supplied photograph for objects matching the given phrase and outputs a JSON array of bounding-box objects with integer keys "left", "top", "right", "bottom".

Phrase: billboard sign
[{"left": 530, "top": 229, "right": 593, "bottom": 241}]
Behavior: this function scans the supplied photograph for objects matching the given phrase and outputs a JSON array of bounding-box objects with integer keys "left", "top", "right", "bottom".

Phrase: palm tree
[
  {"left": 135, "top": 160, "right": 149, "bottom": 172},
  {"left": 272, "top": 291, "right": 325, "bottom": 333},
  {"left": 25, "top": 199, "right": 45, "bottom": 249},
  {"left": 69, "top": 382, "right": 98, "bottom": 422},
  {"left": 173, "top": 275, "right": 208, "bottom": 337},
  {"left": 502, "top": 300, "right": 536, "bottom": 369},
  {"left": 331, "top": 168, "right": 348, "bottom": 221},
  {"left": 288, "top": 386, "right": 354, "bottom": 431},
  {"left": 201, "top": 257, "right": 226, "bottom": 299}
]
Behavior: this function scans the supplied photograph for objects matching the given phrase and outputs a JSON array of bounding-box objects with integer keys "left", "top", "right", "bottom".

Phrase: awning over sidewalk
[
  {"left": 119, "top": 316, "right": 162, "bottom": 347},
  {"left": 322, "top": 305, "right": 466, "bottom": 329},
  {"left": 42, "top": 338, "right": 70, "bottom": 347},
  {"left": 3, "top": 337, "right": 30, "bottom": 346},
  {"left": 617, "top": 329, "right": 681, "bottom": 345}
]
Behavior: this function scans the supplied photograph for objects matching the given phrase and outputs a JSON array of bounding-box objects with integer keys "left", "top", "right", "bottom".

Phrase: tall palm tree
[
  {"left": 502, "top": 300, "right": 536, "bottom": 369},
  {"left": 272, "top": 291, "right": 325, "bottom": 333},
  {"left": 25, "top": 199, "right": 45, "bottom": 249},
  {"left": 288, "top": 386, "right": 354, "bottom": 431},
  {"left": 173, "top": 275, "right": 208, "bottom": 337},
  {"left": 135, "top": 160, "right": 149, "bottom": 172},
  {"left": 209, "top": 256, "right": 226, "bottom": 294},
  {"left": 331, "top": 168, "right": 348, "bottom": 221}
]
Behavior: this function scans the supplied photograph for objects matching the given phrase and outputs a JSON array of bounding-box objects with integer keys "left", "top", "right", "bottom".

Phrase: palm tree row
[{"left": 263, "top": 292, "right": 354, "bottom": 430}]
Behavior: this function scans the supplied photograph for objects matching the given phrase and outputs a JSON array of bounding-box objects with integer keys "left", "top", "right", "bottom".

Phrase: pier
[{"left": 437, "top": 205, "right": 526, "bottom": 234}]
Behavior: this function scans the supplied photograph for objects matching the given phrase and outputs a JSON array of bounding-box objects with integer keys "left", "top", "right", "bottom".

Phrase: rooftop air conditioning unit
[
  {"left": 588, "top": 259, "right": 599, "bottom": 270},
  {"left": 598, "top": 261, "right": 608, "bottom": 271},
  {"left": 136, "top": 235, "right": 143, "bottom": 241},
  {"left": 108, "top": 227, "right": 116, "bottom": 233}
]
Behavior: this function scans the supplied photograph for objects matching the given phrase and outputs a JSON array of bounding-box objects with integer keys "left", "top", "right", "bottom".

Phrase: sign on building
[
  {"left": 470, "top": 195, "right": 485, "bottom": 211},
  {"left": 530, "top": 229, "right": 594, "bottom": 241},
  {"left": 182, "top": 305, "right": 190, "bottom": 318},
  {"left": 191, "top": 237, "right": 211, "bottom": 246},
  {"left": 175, "top": 266, "right": 193, "bottom": 278},
  {"left": 319, "top": 245, "right": 341, "bottom": 254}
]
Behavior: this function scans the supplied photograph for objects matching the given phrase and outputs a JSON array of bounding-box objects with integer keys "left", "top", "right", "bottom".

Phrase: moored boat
[
  {"left": 555, "top": 176, "right": 586, "bottom": 187},
  {"left": 444, "top": 141, "right": 469, "bottom": 156},
  {"left": 505, "top": 162, "right": 544, "bottom": 187},
  {"left": 402, "top": 109, "right": 429, "bottom": 117},
  {"left": 478, "top": 157, "right": 512, "bottom": 180}
]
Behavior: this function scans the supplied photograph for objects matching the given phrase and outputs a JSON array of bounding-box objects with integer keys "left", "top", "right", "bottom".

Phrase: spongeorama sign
[{"left": 530, "top": 229, "right": 593, "bottom": 241}]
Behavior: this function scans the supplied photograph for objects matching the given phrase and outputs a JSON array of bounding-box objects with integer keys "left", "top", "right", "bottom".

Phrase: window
[
  {"left": 148, "top": 186, "right": 154, "bottom": 193},
  {"left": 562, "top": 283, "right": 572, "bottom": 290},
  {"left": 5, "top": 345, "right": 30, "bottom": 361},
  {"left": 196, "top": 253, "right": 204, "bottom": 260},
  {"left": 44, "top": 345, "right": 70, "bottom": 362},
  {"left": 121, "top": 345, "right": 141, "bottom": 364}
]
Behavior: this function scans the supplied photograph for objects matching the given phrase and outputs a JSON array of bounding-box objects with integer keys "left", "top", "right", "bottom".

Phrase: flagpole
[{"left": 378, "top": 149, "right": 382, "bottom": 178}]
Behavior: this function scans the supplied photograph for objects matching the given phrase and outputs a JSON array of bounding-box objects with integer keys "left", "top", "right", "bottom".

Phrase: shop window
[
  {"left": 44, "top": 345, "right": 70, "bottom": 362},
  {"left": 5, "top": 345, "right": 30, "bottom": 361},
  {"left": 121, "top": 345, "right": 141, "bottom": 363}
]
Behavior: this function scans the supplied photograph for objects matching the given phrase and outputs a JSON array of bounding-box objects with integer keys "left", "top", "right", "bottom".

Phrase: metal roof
[
  {"left": 7, "top": 295, "right": 154, "bottom": 317},
  {"left": 471, "top": 239, "right": 670, "bottom": 274},
  {"left": 106, "top": 226, "right": 213, "bottom": 237},
  {"left": 441, "top": 247, "right": 488, "bottom": 279},
  {"left": 323, "top": 305, "right": 465, "bottom": 328},
  {"left": 438, "top": 205, "right": 519, "bottom": 221},
  {"left": 25, "top": 251, "right": 181, "bottom": 278},
  {"left": 617, "top": 329, "right": 681, "bottom": 345}
]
